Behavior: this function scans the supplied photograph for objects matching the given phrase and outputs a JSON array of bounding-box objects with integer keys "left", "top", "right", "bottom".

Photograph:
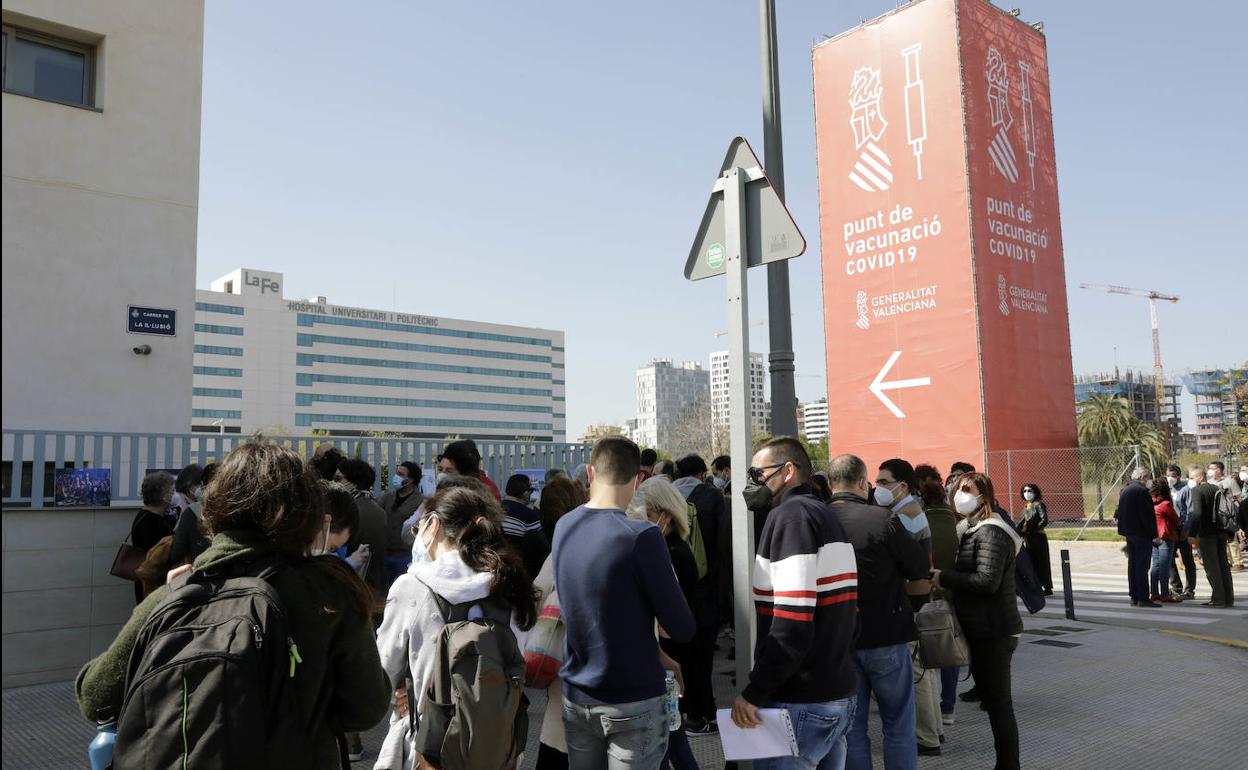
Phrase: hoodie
[{"left": 373, "top": 550, "right": 528, "bottom": 770}]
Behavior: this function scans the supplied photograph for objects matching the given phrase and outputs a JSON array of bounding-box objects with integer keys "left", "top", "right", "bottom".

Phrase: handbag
[
  {"left": 913, "top": 598, "right": 969, "bottom": 669},
  {"left": 109, "top": 514, "right": 150, "bottom": 582},
  {"left": 522, "top": 589, "right": 565, "bottom": 689}
]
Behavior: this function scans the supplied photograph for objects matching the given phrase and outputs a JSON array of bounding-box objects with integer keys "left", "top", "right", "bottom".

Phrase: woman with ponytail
[{"left": 374, "top": 481, "right": 539, "bottom": 770}]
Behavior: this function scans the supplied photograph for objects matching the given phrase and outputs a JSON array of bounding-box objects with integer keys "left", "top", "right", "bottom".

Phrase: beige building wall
[
  {"left": 2, "top": 0, "right": 205, "bottom": 433},
  {"left": 2, "top": 507, "right": 138, "bottom": 687}
]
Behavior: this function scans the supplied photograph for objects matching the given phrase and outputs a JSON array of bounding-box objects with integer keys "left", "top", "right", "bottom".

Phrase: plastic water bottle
[
  {"left": 88, "top": 709, "right": 117, "bottom": 770},
  {"left": 664, "top": 670, "right": 681, "bottom": 731}
]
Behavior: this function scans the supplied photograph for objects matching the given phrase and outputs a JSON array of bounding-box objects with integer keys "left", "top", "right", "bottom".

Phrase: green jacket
[
  {"left": 76, "top": 530, "right": 391, "bottom": 767},
  {"left": 925, "top": 505, "right": 960, "bottom": 600}
]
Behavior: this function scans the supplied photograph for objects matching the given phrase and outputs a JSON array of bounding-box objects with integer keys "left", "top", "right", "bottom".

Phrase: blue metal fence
[{"left": 2, "top": 430, "right": 592, "bottom": 508}]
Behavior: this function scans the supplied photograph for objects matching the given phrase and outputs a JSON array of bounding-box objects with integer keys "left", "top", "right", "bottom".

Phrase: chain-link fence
[{"left": 984, "top": 445, "right": 1142, "bottom": 528}]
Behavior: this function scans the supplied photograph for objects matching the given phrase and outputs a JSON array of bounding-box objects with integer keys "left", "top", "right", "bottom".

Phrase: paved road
[{"left": 1035, "top": 541, "right": 1248, "bottom": 639}]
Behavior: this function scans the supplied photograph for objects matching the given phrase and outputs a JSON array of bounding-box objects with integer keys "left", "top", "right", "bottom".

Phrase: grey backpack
[
  {"left": 913, "top": 599, "right": 970, "bottom": 669},
  {"left": 414, "top": 590, "right": 528, "bottom": 770},
  {"left": 1211, "top": 488, "right": 1240, "bottom": 537}
]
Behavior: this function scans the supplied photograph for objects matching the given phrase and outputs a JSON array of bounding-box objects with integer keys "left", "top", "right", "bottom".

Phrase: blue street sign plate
[{"left": 127, "top": 305, "right": 177, "bottom": 336}]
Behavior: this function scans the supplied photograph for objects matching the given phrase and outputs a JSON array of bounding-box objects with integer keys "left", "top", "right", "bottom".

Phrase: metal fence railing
[
  {"left": 2, "top": 430, "right": 592, "bottom": 508},
  {"left": 984, "top": 445, "right": 1141, "bottom": 527}
]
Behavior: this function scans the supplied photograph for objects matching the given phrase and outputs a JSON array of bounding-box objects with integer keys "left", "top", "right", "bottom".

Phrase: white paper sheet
[{"left": 715, "top": 707, "right": 798, "bottom": 761}]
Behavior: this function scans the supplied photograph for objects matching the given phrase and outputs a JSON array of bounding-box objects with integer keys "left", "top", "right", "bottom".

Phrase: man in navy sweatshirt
[
  {"left": 731, "top": 437, "right": 860, "bottom": 770},
  {"left": 554, "top": 436, "right": 696, "bottom": 769}
]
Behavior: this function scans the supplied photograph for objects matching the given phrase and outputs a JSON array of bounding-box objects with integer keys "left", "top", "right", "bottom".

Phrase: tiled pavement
[{"left": 5, "top": 616, "right": 1244, "bottom": 769}]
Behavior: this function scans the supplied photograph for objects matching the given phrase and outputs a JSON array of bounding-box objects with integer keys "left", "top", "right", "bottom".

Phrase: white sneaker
[{"left": 941, "top": 713, "right": 956, "bottom": 726}]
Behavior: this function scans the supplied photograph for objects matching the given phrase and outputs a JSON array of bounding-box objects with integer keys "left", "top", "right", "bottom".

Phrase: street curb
[{"left": 1159, "top": 629, "right": 1248, "bottom": 650}]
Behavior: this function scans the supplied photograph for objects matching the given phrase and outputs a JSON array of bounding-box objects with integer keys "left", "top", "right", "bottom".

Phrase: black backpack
[{"left": 114, "top": 559, "right": 314, "bottom": 770}]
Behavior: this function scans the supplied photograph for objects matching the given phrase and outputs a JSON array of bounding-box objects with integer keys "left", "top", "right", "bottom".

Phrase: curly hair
[{"left": 202, "top": 441, "right": 374, "bottom": 616}]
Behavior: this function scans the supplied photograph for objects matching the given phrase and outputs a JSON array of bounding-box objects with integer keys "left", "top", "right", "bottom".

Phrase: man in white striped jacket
[{"left": 731, "top": 437, "right": 860, "bottom": 770}]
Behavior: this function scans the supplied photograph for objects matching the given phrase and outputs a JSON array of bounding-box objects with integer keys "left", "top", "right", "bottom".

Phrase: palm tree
[
  {"left": 1076, "top": 393, "right": 1136, "bottom": 446},
  {"left": 1076, "top": 394, "right": 1148, "bottom": 519}
]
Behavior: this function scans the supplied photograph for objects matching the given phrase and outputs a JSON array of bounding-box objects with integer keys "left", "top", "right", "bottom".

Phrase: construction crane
[{"left": 1080, "top": 283, "right": 1180, "bottom": 449}]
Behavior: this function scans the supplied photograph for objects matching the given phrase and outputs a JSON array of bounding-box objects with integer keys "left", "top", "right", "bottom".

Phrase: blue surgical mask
[
  {"left": 899, "top": 511, "right": 929, "bottom": 535},
  {"left": 390, "top": 474, "right": 404, "bottom": 489},
  {"left": 411, "top": 515, "right": 435, "bottom": 565}
]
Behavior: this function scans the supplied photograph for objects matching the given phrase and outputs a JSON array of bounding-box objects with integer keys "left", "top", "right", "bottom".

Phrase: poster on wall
[
  {"left": 55, "top": 468, "right": 112, "bottom": 507},
  {"left": 513, "top": 469, "right": 549, "bottom": 505}
]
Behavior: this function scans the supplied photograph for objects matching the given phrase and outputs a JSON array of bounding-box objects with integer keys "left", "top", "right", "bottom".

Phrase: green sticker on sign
[{"left": 706, "top": 243, "right": 724, "bottom": 269}]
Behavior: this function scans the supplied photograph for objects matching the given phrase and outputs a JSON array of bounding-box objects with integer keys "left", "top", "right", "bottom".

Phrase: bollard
[{"left": 1061, "top": 548, "right": 1076, "bottom": 620}]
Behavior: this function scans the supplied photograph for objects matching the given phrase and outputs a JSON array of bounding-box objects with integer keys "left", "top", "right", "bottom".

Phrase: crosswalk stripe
[
  {"left": 1061, "top": 598, "right": 1247, "bottom": 617},
  {"left": 1026, "top": 606, "right": 1220, "bottom": 625}
]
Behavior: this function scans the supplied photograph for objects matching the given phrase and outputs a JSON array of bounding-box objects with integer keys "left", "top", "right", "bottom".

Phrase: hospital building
[{"left": 194, "top": 269, "right": 567, "bottom": 441}]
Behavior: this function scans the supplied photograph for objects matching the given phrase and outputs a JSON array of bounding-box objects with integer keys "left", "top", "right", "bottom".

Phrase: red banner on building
[{"left": 814, "top": 0, "right": 1076, "bottom": 485}]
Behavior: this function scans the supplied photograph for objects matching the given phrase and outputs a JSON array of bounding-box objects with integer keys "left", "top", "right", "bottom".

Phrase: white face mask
[
  {"left": 953, "top": 490, "right": 981, "bottom": 515},
  {"left": 712, "top": 475, "right": 728, "bottom": 490},
  {"left": 1240, "top": 471, "right": 1248, "bottom": 482},
  {"left": 873, "top": 484, "right": 895, "bottom": 508},
  {"left": 310, "top": 520, "right": 331, "bottom": 557},
  {"left": 1166, "top": 476, "right": 1178, "bottom": 488},
  {"left": 435, "top": 472, "right": 450, "bottom": 486},
  {"left": 1023, "top": 491, "right": 1035, "bottom": 502}
]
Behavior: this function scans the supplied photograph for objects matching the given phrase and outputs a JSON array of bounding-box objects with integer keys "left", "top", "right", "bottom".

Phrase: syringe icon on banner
[
  {"left": 902, "top": 44, "right": 928, "bottom": 180},
  {"left": 1018, "top": 61, "right": 1036, "bottom": 189}
]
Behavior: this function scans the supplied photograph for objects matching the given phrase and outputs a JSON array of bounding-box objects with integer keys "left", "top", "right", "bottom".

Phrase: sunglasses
[{"left": 747, "top": 463, "right": 786, "bottom": 484}]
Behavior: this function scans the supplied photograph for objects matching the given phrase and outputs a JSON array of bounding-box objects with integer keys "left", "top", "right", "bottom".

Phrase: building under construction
[
  {"left": 1183, "top": 368, "right": 1248, "bottom": 455},
  {"left": 1074, "top": 369, "right": 1182, "bottom": 436}
]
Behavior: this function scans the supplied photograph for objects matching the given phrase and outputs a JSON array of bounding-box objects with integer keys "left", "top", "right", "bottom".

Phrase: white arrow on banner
[{"left": 869, "top": 350, "right": 931, "bottom": 418}]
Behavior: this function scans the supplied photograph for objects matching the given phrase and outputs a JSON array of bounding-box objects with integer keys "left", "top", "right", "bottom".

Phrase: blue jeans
[
  {"left": 384, "top": 553, "right": 411, "bottom": 587},
  {"left": 1150, "top": 541, "right": 1174, "bottom": 598},
  {"left": 754, "top": 697, "right": 856, "bottom": 770},
  {"left": 562, "top": 695, "right": 669, "bottom": 770},
  {"left": 847, "top": 644, "right": 917, "bottom": 770},
  {"left": 1125, "top": 536, "right": 1152, "bottom": 602},
  {"left": 939, "top": 667, "right": 959, "bottom": 715},
  {"left": 660, "top": 726, "right": 697, "bottom": 770}
]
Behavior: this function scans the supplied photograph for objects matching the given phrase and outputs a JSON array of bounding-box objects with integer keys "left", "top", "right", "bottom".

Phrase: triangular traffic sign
[{"left": 685, "top": 137, "right": 806, "bottom": 281}]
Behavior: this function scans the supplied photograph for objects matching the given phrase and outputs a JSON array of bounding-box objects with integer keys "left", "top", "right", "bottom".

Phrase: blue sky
[{"left": 197, "top": 1, "right": 1246, "bottom": 439}]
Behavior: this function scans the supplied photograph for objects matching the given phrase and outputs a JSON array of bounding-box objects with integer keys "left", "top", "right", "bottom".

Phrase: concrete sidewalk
[{"left": 4, "top": 613, "right": 1244, "bottom": 769}]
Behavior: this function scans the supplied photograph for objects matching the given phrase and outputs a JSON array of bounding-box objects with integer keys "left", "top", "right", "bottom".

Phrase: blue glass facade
[
  {"left": 195, "top": 323, "right": 245, "bottom": 336},
  {"left": 193, "top": 387, "right": 243, "bottom": 398},
  {"left": 297, "top": 313, "right": 551, "bottom": 347},
  {"left": 295, "top": 373, "right": 550, "bottom": 397},
  {"left": 195, "top": 302, "right": 245, "bottom": 315},
  {"left": 194, "top": 366, "right": 242, "bottom": 377},
  {"left": 195, "top": 345, "right": 243, "bottom": 357},
  {"left": 295, "top": 392, "right": 551, "bottom": 413},
  {"left": 295, "top": 413, "right": 552, "bottom": 430},
  {"left": 295, "top": 333, "right": 550, "bottom": 363},
  {"left": 296, "top": 353, "right": 550, "bottom": 380}
]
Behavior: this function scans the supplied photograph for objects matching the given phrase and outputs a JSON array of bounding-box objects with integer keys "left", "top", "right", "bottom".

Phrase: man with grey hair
[
  {"left": 1116, "top": 467, "right": 1158, "bottom": 607},
  {"left": 1187, "top": 465, "right": 1233, "bottom": 606},
  {"left": 826, "top": 453, "right": 929, "bottom": 766}
]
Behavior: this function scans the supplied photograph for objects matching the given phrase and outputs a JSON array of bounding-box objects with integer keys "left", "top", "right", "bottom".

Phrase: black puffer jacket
[{"left": 940, "top": 520, "right": 1023, "bottom": 639}]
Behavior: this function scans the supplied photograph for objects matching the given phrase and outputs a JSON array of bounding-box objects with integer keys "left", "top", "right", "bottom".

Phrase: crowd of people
[
  {"left": 1117, "top": 461, "right": 1246, "bottom": 608},
  {"left": 78, "top": 435, "right": 1247, "bottom": 770}
]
